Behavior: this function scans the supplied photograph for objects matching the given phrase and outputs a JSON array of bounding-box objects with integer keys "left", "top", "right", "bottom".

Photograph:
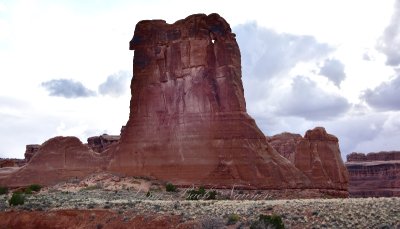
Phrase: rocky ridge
[{"left": 346, "top": 151, "right": 400, "bottom": 197}]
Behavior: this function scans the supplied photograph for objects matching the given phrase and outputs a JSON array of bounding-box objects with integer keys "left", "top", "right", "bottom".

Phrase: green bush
[
  {"left": 250, "top": 214, "right": 284, "bottom": 229},
  {"left": 0, "top": 186, "right": 8, "bottom": 195},
  {"left": 24, "top": 188, "right": 32, "bottom": 195},
  {"left": 165, "top": 183, "right": 177, "bottom": 192},
  {"left": 9, "top": 192, "right": 25, "bottom": 206},
  {"left": 186, "top": 187, "right": 217, "bottom": 200},
  {"left": 29, "top": 184, "right": 42, "bottom": 192},
  {"left": 227, "top": 213, "right": 240, "bottom": 225}
]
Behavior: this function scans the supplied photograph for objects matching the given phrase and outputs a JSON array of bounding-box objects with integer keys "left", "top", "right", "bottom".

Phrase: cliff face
[
  {"left": 268, "top": 127, "right": 349, "bottom": 194},
  {"left": 346, "top": 152, "right": 400, "bottom": 197},
  {"left": 108, "top": 13, "right": 309, "bottom": 189}
]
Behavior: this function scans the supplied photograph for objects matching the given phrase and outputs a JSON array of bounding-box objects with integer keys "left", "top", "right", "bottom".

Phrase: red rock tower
[{"left": 109, "top": 13, "right": 308, "bottom": 188}]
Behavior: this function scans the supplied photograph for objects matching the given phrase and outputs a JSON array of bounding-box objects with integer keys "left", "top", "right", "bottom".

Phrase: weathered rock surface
[
  {"left": 268, "top": 127, "right": 348, "bottom": 194},
  {"left": 346, "top": 151, "right": 400, "bottom": 197},
  {"left": 107, "top": 13, "right": 310, "bottom": 189},
  {"left": 0, "top": 137, "right": 107, "bottom": 187},
  {"left": 0, "top": 159, "right": 24, "bottom": 168},
  {"left": 24, "top": 144, "right": 41, "bottom": 163},
  {"left": 87, "top": 134, "right": 120, "bottom": 153},
  {"left": 347, "top": 151, "right": 400, "bottom": 162},
  {"left": 266, "top": 132, "right": 302, "bottom": 163}
]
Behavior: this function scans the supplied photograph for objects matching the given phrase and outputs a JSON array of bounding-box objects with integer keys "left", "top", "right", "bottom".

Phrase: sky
[{"left": 1, "top": 0, "right": 400, "bottom": 160}]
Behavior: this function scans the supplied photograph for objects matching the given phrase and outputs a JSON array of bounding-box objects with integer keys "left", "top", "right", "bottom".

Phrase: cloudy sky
[{"left": 1, "top": 0, "right": 399, "bottom": 160}]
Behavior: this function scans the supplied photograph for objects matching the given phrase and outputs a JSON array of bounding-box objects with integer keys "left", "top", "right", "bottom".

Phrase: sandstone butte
[
  {"left": 0, "top": 14, "right": 348, "bottom": 196},
  {"left": 346, "top": 151, "right": 400, "bottom": 197},
  {"left": 267, "top": 127, "right": 348, "bottom": 192}
]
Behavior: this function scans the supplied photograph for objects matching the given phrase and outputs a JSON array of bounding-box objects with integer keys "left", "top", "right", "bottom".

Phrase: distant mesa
[
  {"left": 346, "top": 151, "right": 400, "bottom": 197},
  {"left": 0, "top": 13, "right": 349, "bottom": 197}
]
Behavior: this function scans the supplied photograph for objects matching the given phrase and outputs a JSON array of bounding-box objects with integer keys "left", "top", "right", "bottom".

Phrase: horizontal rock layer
[{"left": 346, "top": 151, "right": 400, "bottom": 197}]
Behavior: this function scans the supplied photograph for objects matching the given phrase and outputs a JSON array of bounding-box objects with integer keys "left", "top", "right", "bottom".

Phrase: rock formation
[
  {"left": 0, "top": 14, "right": 349, "bottom": 196},
  {"left": 346, "top": 151, "right": 400, "bottom": 197},
  {"left": 266, "top": 132, "right": 302, "bottom": 163},
  {"left": 0, "top": 159, "right": 24, "bottom": 168},
  {"left": 268, "top": 127, "right": 348, "bottom": 193},
  {"left": 347, "top": 151, "right": 400, "bottom": 162},
  {"left": 107, "top": 13, "right": 310, "bottom": 189},
  {"left": 87, "top": 134, "right": 120, "bottom": 153},
  {"left": 25, "top": 144, "right": 41, "bottom": 162},
  {"left": 0, "top": 137, "right": 107, "bottom": 187}
]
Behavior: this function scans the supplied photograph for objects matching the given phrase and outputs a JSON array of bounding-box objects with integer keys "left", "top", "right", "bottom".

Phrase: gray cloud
[
  {"left": 234, "top": 22, "right": 334, "bottom": 115},
  {"left": 361, "top": 74, "right": 400, "bottom": 110},
  {"left": 234, "top": 22, "right": 332, "bottom": 80},
  {"left": 276, "top": 76, "right": 351, "bottom": 120},
  {"left": 377, "top": 0, "right": 400, "bottom": 66},
  {"left": 41, "top": 79, "right": 96, "bottom": 98},
  {"left": 319, "top": 58, "right": 346, "bottom": 87},
  {"left": 98, "top": 71, "right": 131, "bottom": 97}
]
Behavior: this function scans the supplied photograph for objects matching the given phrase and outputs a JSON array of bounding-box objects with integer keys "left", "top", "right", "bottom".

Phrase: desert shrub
[
  {"left": 165, "top": 183, "right": 177, "bottom": 192},
  {"left": 227, "top": 213, "right": 240, "bottom": 225},
  {"left": 29, "top": 184, "right": 42, "bottom": 192},
  {"left": 186, "top": 187, "right": 217, "bottom": 200},
  {"left": 250, "top": 214, "right": 284, "bottom": 229},
  {"left": 0, "top": 186, "right": 8, "bottom": 195},
  {"left": 24, "top": 188, "right": 32, "bottom": 195},
  {"left": 9, "top": 192, "right": 25, "bottom": 206}
]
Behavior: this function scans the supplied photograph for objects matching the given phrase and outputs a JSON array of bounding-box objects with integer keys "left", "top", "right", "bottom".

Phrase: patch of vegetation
[
  {"left": 186, "top": 187, "right": 217, "bottom": 200},
  {"left": 227, "top": 213, "right": 240, "bottom": 225},
  {"left": 9, "top": 192, "right": 25, "bottom": 206},
  {"left": 165, "top": 183, "right": 177, "bottom": 192},
  {"left": 24, "top": 188, "right": 32, "bottom": 195},
  {"left": 0, "top": 186, "right": 8, "bottom": 195},
  {"left": 28, "top": 184, "right": 42, "bottom": 192},
  {"left": 250, "top": 214, "right": 285, "bottom": 229}
]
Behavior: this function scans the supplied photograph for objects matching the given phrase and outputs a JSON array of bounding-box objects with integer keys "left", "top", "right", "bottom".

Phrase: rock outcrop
[
  {"left": 87, "top": 134, "right": 120, "bottom": 153},
  {"left": 0, "top": 137, "right": 107, "bottom": 187},
  {"left": 268, "top": 127, "right": 348, "bottom": 194},
  {"left": 0, "top": 159, "right": 25, "bottom": 168},
  {"left": 346, "top": 151, "right": 400, "bottom": 197},
  {"left": 25, "top": 144, "right": 41, "bottom": 162},
  {"left": 107, "top": 13, "right": 310, "bottom": 189},
  {"left": 347, "top": 151, "right": 400, "bottom": 162},
  {"left": 0, "top": 14, "right": 349, "bottom": 196}
]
